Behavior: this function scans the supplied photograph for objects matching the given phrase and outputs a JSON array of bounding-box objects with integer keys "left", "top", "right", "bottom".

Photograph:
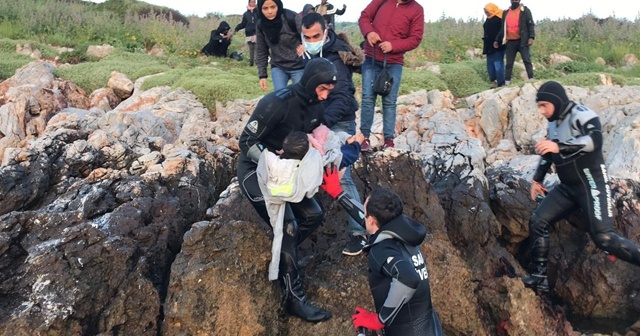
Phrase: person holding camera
[{"left": 358, "top": 0, "right": 424, "bottom": 151}]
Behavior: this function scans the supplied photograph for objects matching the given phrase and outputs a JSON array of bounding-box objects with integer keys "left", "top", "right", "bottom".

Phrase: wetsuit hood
[
  {"left": 216, "top": 21, "right": 231, "bottom": 34},
  {"left": 536, "top": 81, "right": 572, "bottom": 121},
  {"left": 371, "top": 215, "right": 427, "bottom": 247},
  {"left": 294, "top": 57, "right": 337, "bottom": 104}
]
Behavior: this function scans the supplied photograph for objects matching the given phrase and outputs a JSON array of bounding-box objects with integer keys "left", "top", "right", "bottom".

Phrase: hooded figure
[
  {"left": 201, "top": 21, "right": 232, "bottom": 57},
  {"left": 237, "top": 57, "right": 337, "bottom": 323},
  {"left": 536, "top": 80, "right": 572, "bottom": 121},
  {"left": 300, "top": 3, "right": 315, "bottom": 17}
]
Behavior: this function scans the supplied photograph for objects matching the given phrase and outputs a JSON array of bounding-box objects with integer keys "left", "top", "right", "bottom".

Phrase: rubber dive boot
[{"left": 521, "top": 260, "right": 549, "bottom": 292}]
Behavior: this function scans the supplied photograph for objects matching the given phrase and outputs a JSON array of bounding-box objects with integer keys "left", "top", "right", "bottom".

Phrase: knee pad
[{"left": 592, "top": 232, "right": 613, "bottom": 249}]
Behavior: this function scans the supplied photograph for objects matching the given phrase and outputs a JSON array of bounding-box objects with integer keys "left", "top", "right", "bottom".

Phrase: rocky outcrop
[{"left": 1, "top": 61, "right": 640, "bottom": 335}]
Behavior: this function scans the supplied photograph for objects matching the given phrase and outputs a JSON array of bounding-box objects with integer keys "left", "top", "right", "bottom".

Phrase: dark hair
[
  {"left": 301, "top": 12, "right": 326, "bottom": 31},
  {"left": 281, "top": 131, "right": 309, "bottom": 160},
  {"left": 365, "top": 189, "right": 403, "bottom": 226}
]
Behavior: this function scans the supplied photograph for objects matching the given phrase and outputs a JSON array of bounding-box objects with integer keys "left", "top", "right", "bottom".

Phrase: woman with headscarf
[
  {"left": 483, "top": 3, "right": 506, "bottom": 87},
  {"left": 202, "top": 21, "right": 233, "bottom": 57},
  {"left": 256, "top": 0, "right": 305, "bottom": 91}
]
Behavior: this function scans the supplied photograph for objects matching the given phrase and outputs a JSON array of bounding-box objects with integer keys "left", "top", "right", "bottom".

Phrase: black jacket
[
  {"left": 303, "top": 30, "right": 363, "bottom": 127},
  {"left": 202, "top": 21, "right": 231, "bottom": 57},
  {"left": 235, "top": 9, "right": 258, "bottom": 37},
  {"left": 367, "top": 215, "right": 444, "bottom": 336},
  {"left": 496, "top": 5, "right": 535, "bottom": 48},
  {"left": 256, "top": 9, "right": 304, "bottom": 78},
  {"left": 239, "top": 84, "right": 324, "bottom": 159},
  {"left": 483, "top": 16, "right": 505, "bottom": 55}
]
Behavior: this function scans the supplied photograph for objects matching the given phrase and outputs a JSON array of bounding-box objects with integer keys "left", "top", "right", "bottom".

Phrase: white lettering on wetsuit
[
  {"left": 583, "top": 168, "right": 602, "bottom": 220},
  {"left": 412, "top": 253, "right": 429, "bottom": 280}
]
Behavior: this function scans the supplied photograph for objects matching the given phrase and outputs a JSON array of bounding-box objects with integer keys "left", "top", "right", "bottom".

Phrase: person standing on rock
[
  {"left": 300, "top": 13, "right": 368, "bottom": 256},
  {"left": 522, "top": 81, "right": 640, "bottom": 292},
  {"left": 493, "top": 0, "right": 535, "bottom": 85},
  {"left": 319, "top": 183, "right": 444, "bottom": 335},
  {"left": 237, "top": 58, "right": 338, "bottom": 323},
  {"left": 235, "top": 0, "right": 259, "bottom": 66},
  {"left": 483, "top": 3, "right": 506, "bottom": 88},
  {"left": 358, "top": 0, "right": 424, "bottom": 151}
]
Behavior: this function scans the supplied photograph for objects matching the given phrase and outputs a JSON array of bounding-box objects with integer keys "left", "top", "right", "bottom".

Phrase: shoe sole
[{"left": 342, "top": 249, "right": 363, "bottom": 256}]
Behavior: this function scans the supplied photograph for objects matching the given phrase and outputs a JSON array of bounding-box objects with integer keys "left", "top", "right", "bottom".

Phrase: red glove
[
  {"left": 321, "top": 164, "right": 343, "bottom": 199},
  {"left": 352, "top": 307, "right": 384, "bottom": 331}
]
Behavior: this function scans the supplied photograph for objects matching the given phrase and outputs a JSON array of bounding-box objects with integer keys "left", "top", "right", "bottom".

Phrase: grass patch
[
  {"left": 0, "top": 51, "right": 32, "bottom": 79},
  {"left": 400, "top": 69, "right": 448, "bottom": 95},
  {"left": 141, "top": 57, "right": 264, "bottom": 111},
  {"left": 54, "top": 50, "right": 171, "bottom": 93},
  {"left": 438, "top": 62, "right": 488, "bottom": 98},
  {"left": 0, "top": 38, "right": 58, "bottom": 59}
]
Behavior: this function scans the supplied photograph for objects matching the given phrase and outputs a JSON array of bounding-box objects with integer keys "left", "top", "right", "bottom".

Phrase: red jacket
[{"left": 358, "top": 0, "right": 424, "bottom": 65}]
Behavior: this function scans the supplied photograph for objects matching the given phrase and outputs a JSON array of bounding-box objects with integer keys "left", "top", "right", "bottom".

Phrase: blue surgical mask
[{"left": 302, "top": 30, "right": 327, "bottom": 56}]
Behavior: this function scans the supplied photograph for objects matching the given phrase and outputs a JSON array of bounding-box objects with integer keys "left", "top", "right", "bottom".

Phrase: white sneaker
[{"left": 505, "top": 80, "right": 511, "bottom": 85}]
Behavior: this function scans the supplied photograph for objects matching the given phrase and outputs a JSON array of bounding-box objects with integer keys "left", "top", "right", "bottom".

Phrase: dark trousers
[
  {"left": 247, "top": 41, "right": 256, "bottom": 66},
  {"left": 504, "top": 39, "right": 534, "bottom": 81},
  {"left": 237, "top": 154, "right": 324, "bottom": 268},
  {"left": 529, "top": 180, "right": 640, "bottom": 266}
]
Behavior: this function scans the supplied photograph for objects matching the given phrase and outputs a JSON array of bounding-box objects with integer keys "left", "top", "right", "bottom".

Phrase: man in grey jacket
[{"left": 494, "top": 0, "right": 535, "bottom": 84}]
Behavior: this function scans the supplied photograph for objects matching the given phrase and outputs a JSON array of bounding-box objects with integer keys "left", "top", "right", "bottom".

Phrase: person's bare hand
[
  {"left": 366, "top": 32, "right": 382, "bottom": 47},
  {"left": 296, "top": 44, "right": 305, "bottom": 57},
  {"left": 379, "top": 41, "right": 393, "bottom": 53},
  {"left": 527, "top": 38, "right": 534, "bottom": 46},
  {"left": 348, "top": 133, "right": 365, "bottom": 144},
  {"left": 259, "top": 78, "right": 268, "bottom": 91},
  {"left": 530, "top": 181, "right": 547, "bottom": 201},
  {"left": 493, "top": 41, "right": 500, "bottom": 49},
  {"left": 534, "top": 140, "right": 559, "bottom": 155}
]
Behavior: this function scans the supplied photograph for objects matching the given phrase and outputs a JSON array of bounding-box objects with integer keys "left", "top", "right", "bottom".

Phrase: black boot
[
  {"left": 521, "top": 260, "right": 549, "bottom": 292},
  {"left": 282, "top": 273, "right": 332, "bottom": 322}
]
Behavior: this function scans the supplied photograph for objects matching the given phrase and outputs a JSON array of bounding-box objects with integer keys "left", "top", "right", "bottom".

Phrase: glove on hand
[
  {"left": 352, "top": 307, "right": 384, "bottom": 331},
  {"left": 321, "top": 163, "right": 343, "bottom": 199}
]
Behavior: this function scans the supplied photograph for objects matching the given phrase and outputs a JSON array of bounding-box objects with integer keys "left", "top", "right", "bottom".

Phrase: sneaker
[
  {"left": 360, "top": 138, "right": 371, "bottom": 152},
  {"left": 342, "top": 235, "right": 367, "bottom": 256},
  {"left": 383, "top": 138, "right": 394, "bottom": 149},
  {"left": 505, "top": 80, "right": 511, "bottom": 86}
]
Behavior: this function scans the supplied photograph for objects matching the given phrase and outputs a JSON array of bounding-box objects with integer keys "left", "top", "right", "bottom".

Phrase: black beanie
[
  {"left": 536, "top": 81, "right": 569, "bottom": 121},
  {"left": 299, "top": 58, "right": 337, "bottom": 102}
]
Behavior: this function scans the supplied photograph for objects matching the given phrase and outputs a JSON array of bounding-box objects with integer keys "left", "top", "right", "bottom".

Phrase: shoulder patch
[
  {"left": 386, "top": 256, "right": 394, "bottom": 264},
  {"left": 575, "top": 105, "right": 588, "bottom": 112},
  {"left": 247, "top": 120, "right": 259, "bottom": 134}
]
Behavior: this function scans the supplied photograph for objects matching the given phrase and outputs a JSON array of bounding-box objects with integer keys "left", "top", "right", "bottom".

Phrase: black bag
[{"left": 372, "top": 48, "right": 393, "bottom": 97}]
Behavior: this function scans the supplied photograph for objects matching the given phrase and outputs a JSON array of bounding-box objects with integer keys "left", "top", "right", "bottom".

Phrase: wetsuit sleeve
[
  {"left": 532, "top": 155, "right": 552, "bottom": 183},
  {"left": 371, "top": 245, "right": 419, "bottom": 325},
  {"left": 239, "top": 97, "right": 285, "bottom": 162},
  {"left": 557, "top": 110, "right": 602, "bottom": 158},
  {"left": 256, "top": 27, "right": 269, "bottom": 79}
]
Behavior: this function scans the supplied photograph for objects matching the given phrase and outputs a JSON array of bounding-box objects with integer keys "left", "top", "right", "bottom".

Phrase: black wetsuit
[
  {"left": 530, "top": 103, "right": 640, "bottom": 266},
  {"left": 367, "top": 215, "right": 444, "bottom": 336},
  {"left": 237, "top": 83, "right": 325, "bottom": 272}
]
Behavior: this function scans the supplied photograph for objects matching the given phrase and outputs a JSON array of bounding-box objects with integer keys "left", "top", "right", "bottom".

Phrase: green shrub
[
  {"left": 562, "top": 73, "right": 606, "bottom": 87},
  {"left": 551, "top": 61, "right": 606, "bottom": 74},
  {"left": 400, "top": 69, "right": 448, "bottom": 95},
  {"left": 438, "top": 63, "right": 488, "bottom": 97}
]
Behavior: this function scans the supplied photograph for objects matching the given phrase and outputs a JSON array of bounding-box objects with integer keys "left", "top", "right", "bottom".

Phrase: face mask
[
  {"left": 302, "top": 30, "right": 327, "bottom": 56},
  {"left": 510, "top": 1, "right": 520, "bottom": 9}
]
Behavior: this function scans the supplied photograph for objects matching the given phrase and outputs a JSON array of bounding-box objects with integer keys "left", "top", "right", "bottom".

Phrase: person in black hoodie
[
  {"left": 235, "top": 0, "right": 259, "bottom": 66},
  {"left": 521, "top": 81, "right": 640, "bottom": 292},
  {"left": 350, "top": 188, "right": 443, "bottom": 336},
  {"left": 201, "top": 21, "right": 232, "bottom": 57},
  {"left": 483, "top": 3, "right": 506, "bottom": 88},
  {"left": 300, "top": 13, "right": 368, "bottom": 256},
  {"left": 237, "top": 58, "right": 338, "bottom": 323},
  {"left": 256, "top": 0, "right": 304, "bottom": 91}
]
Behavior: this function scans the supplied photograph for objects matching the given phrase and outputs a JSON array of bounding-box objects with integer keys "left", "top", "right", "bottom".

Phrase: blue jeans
[
  {"left": 486, "top": 51, "right": 505, "bottom": 86},
  {"left": 330, "top": 120, "right": 365, "bottom": 236},
  {"left": 360, "top": 56, "right": 403, "bottom": 140},
  {"left": 271, "top": 67, "right": 304, "bottom": 91}
]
